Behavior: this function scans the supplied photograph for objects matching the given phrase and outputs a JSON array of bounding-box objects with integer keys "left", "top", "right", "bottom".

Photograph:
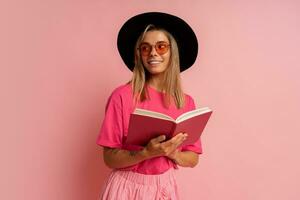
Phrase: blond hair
[{"left": 129, "top": 24, "right": 185, "bottom": 109}]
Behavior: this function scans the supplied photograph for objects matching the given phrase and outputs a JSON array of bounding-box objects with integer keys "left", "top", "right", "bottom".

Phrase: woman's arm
[
  {"left": 167, "top": 149, "right": 199, "bottom": 168},
  {"left": 103, "top": 147, "right": 148, "bottom": 169},
  {"left": 103, "top": 133, "right": 188, "bottom": 169}
]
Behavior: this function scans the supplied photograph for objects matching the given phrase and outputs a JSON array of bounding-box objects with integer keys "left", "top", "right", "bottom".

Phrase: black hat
[{"left": 117, "top": 12, "right": 198, "bottom": 72}]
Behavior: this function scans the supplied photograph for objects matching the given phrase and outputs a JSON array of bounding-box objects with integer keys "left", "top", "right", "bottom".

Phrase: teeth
[{"left": 149, "top": 61, "right": 161, "bottom": 64}]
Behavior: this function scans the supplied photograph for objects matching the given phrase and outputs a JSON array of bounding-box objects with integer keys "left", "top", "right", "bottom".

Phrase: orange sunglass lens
[
  {"left": 140, "top": 44, "right": 151, "bottom": 55},
  {"left": 139, "top": 42, "right": 169, "bottom": 56},
  {"left": 156, "top": 43, "right": 169, "bottom": 54}
]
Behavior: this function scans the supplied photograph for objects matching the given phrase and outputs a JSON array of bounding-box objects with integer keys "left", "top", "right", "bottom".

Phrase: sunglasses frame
[{"left": 138, "top": 41, "right": 171, "bottom": 56}]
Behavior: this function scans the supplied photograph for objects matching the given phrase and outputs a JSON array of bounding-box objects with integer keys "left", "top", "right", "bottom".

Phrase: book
[{"left": 124, "top": 107, "right": 213, "bottom": 148}]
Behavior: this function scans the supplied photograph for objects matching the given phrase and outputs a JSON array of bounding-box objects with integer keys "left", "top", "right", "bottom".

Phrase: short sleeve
[
  {"left": 96, "top": 93, "right": 124, "bottom": 148},
  {"left": 181, "top": 95, "right": 203, "bottom": 154}
]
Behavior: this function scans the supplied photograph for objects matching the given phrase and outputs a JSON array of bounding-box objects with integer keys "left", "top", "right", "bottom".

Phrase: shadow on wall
[
  {"left": 73, "top": 94, "right": 112, "bottom": 199},
  {"left": 80, "top": 144, "right": 111, "bottom": 199},
  {"left": 94, "top": 148, "right": 111, "bottom": 199}
]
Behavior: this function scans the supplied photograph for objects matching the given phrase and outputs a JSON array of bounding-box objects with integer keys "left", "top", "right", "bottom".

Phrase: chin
[
  {"left": 145, "top": 66, "right": 167, "bottom": 75},
  {"left": 147, "top": 69, "right": 165, "bottom": 75}
]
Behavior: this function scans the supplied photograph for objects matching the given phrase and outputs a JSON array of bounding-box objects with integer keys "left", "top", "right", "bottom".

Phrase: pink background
[{"left": 2, "top": 0, "right": 300, "bottom": 199}]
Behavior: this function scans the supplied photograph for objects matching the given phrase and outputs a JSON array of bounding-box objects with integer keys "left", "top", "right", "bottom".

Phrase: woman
[{"left": 97, "top": 12, "right": 202, "bottom": 200}]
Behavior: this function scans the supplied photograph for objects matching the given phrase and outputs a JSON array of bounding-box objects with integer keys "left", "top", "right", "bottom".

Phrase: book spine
[{"left": 170, "top": 122, "right": 177, "bottom": 137}]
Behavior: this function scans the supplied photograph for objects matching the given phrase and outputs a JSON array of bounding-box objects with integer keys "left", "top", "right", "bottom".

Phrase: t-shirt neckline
[{"left": 146, "top": 84, "right": 165, "bottom": 94}]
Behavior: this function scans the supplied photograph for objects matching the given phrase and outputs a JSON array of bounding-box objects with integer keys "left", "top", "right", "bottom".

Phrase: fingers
[
  {"left": 171, "top": 132, "right": 188, "bottom": 144},
  {"left": 151, "top": 135, "right": 166, "bottom": 144},
  {"left": 162, "top": 132, "right": 188, "bottom": 148},
  {"left": 145, "top": 133, "right": 188, "bottom": 158},
  {"left": 144, "top": 135, "right": 167, "bottom": 158}
]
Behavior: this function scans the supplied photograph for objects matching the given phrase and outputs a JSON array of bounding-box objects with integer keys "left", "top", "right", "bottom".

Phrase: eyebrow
[{"left": 140, "top": 41, "right": 169, "bottom": 44}]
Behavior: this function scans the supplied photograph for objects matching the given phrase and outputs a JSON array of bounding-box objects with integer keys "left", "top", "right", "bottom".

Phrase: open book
[{"left": 124, "top": 107, "right": 213, "bottom": 147}]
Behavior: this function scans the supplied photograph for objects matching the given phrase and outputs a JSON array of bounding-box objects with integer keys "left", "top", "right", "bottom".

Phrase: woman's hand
[
  {"left": 167, "top": 148, "right": 180, "bottom": 161},
  {"left": 142, "top": 132, "right": 188, "bottom": 159}
]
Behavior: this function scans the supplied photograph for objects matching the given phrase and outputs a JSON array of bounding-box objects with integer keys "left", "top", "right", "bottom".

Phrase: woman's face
[{"left": 139, "top": 30, "right": 171, "bottom": 75}]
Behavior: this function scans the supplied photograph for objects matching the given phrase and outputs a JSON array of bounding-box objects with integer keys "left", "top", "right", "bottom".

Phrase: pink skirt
[{"left": 99, "top": 168, "right": 180, "bottom": 200}]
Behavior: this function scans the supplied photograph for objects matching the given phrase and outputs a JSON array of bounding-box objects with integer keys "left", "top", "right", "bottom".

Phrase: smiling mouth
[{"left": 148, "top": 60, "right": 162, "bottom": 65}]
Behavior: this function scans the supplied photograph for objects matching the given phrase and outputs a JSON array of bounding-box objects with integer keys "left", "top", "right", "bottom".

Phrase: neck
[{"left": 147, "top": 73, "right": 165, "bottom": 92}]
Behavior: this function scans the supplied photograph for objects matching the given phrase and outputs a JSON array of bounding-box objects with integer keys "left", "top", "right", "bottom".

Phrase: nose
[{"left": 149, "top": 45, "right": 158, "bottom": 56}]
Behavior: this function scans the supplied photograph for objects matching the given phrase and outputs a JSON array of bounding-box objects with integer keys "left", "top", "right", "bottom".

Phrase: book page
[
  {"left": 176, "top": 107, "right": 212, "bottom": 123},
  {"left": 134, "top": 108, "right": 175, "bottom": 122}
]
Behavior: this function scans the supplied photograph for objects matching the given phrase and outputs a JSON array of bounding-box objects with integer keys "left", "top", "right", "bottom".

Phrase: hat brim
[{"left": 117, "top": 12, "right": 198, "bottom": 72}]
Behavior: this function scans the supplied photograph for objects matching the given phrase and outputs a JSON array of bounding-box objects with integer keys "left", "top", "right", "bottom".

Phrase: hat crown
[{"left": 117, "top": 12, "right": 198, "bottom": 72}]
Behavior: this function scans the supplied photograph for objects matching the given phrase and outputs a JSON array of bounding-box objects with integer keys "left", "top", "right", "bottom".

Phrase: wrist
[
  {"left": 140, "top": 147, "right": 151, "bottom": 160},
  {"left": 169, "top": 150, "right": 180, "bottom": 163}
]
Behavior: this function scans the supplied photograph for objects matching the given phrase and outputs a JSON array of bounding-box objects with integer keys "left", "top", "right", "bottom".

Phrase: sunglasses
[{"left": 138, "top": 41, "right": 170, "bottom": 56}]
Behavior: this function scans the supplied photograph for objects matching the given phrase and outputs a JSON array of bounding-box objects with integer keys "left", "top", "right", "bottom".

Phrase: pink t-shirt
[{"left": 96, "top": 83, "right": 202, "bottom": 175}]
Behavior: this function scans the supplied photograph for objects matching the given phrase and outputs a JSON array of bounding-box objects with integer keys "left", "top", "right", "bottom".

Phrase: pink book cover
[{"left": 124, "top": 108, "right": 213, "bottom": 148}]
